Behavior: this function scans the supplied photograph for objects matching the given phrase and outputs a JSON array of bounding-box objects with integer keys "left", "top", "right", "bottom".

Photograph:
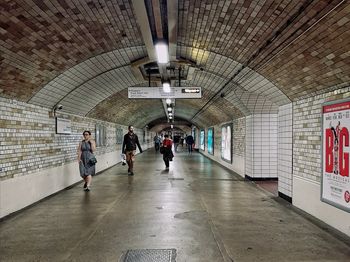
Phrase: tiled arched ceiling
[
  {"left": 175, "top": 89, "right": 244, "bottom": 127},
  {"left": 178, "top": 47, "right": 290, "bottom": 108},
  {"left": 1, "top": 0, "right": 144, "bottom": 101},
  {"left": 87, "top": 88, "right": 165, "bottom": 128},
  {"left": 178, "top": 0, "right": 350, "bottom": 99},
  {"left": 30, "top": 47, "right": 147, "bottom": 113},
  {"left": 1, "top": 0, "right": 349, "bottom": 129},
  {"left": 178, "top": 63, "right": 281, "bottom": 115},
  {"left": 149, "top": 118, "right": 192, "bottom": 134}
]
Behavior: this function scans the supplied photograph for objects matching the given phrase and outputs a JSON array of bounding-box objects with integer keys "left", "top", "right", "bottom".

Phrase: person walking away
[
  {"left": 77, "top": 131, "right": 96, "bottom": 191},
  {"left": 173, "top": 135, "right": 180, "bottom": 152},
  {"left": 154, "top": 134, "right": 161, "bottom": 152},
  {"left": 162, "top": 134, "right": 174, "bottom": 169},
  {"left": 180, "top": 137, "right": 184, "bottom": 148},
  {"left": 186, "top": 134, "right": 194, "bottom": 154},
  {"left": 122, "top": 125, "right": 143, "bottom": 176}
]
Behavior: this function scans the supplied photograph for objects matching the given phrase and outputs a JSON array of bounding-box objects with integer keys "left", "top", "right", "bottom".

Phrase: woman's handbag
[
  {"left": 159, "top": 146, "right": 165, "bottom": 154},
  {"left": 88, "top": 155, "right": 97, "bottom": 165}
]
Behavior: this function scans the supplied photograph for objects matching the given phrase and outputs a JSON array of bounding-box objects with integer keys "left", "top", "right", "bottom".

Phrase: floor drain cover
[{"left": 123, "top": 249, "right": 176, "bottom": 262}]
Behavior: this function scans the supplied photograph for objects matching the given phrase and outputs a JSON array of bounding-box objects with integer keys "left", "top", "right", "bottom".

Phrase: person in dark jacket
[
  {"left": 122, "top": 125, "right": 142, "bottom": 175},
  {"left": 186, "top": 134, "right": 194, "bottom": 154}
]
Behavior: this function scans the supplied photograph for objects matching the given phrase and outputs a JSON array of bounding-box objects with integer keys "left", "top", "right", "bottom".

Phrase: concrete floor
[{"left": 1, "top": 149, "right": 349, "bottom": 262}]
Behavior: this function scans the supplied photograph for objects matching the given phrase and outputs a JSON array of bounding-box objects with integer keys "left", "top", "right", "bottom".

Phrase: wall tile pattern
[
  {"left": 0, "top": 97, "right": 151, "bottom": 181},
  {"left": 245, "top": 114, "right": 278, "bottom": 178},
  {"left": 0, "top": 0, "right": 144, "bottom": 100},
  {"left": 178, "top": 0, "right": 350, "bottom": 100},
  {"left": 278, "top": 103, "right": 293, "bottom": 197}
]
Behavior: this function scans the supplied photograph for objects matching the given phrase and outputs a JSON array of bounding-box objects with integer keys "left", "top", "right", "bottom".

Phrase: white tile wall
[
  {"left": 278, "top": 103, "right": 293, "bottom": 197},
  {"left": 246, "top": 114, "right": 278, "bottom": 178}
]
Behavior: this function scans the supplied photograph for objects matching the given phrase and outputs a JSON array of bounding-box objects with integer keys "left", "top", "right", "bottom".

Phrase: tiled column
[
  {"left": 278, "top": 103, "right": 293, "bottom": 202},
  {"left": 245, "top": 114, "right": 278, "bottom": 179}
]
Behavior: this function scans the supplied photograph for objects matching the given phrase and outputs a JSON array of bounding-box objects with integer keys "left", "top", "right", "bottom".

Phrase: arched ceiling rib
[
  {"left": 178, "top": 47, "right": 291, "bottom": 107},
  {"left": 29, "top": 46, "right": 148, "bottom": 110}
]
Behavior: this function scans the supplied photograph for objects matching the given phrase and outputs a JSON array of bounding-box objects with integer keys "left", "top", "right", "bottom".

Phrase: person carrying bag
[{"left": 78, "top": 130, "right": 96, "bottom": 191}]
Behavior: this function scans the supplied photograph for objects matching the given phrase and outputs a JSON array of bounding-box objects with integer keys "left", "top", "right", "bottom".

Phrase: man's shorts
[{"left": 125, "top": 150, "right": 136, "bottom": 162}]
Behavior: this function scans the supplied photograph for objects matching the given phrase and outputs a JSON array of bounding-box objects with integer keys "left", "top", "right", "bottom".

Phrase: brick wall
[
  {"left": 233, "top": 117, "right": 246, "bottom": 158},
  {"left": 0, "top": 97, "right": 151, "bottom": 181},
  {"left": 293, "top": 87, "right": 350, "bottom": 182}
]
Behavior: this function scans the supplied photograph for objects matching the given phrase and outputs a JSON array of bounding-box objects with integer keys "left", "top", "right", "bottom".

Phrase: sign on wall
[
  {"left": 322, "top": 98, "right": 350, "bottom": 212},
  {"left": 193, "top": 128, "right": 196, "bottom": 148},
  {"left": 56, "top": 117, "right": 71, "bottom": 134},
  {"left": 116, "top": 127, "right": 123, "bottom": 144},
  {"left": 208, "top": 127, "right": 214, "bottom": 155},
  {"left": 200, "top": 129, "right": 205, "bottom": 151},
  {"left": 96, "top": 124, "right": 106, "bottom": 147},
  {"left": 221, "top": 123, "right": 232, "bottom": 163}
]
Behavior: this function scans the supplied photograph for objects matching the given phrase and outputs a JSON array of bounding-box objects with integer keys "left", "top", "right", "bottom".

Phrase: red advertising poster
[{"left": 322, "top": 99, "right": 350, "bottom": 212}]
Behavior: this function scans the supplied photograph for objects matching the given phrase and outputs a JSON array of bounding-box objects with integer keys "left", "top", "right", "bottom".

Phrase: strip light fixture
[
  {"left": 163, "top": 82, "right": 171, "bottom": 93},
  {"left": 155, "top": 43, "right": 169, "bottom": 64}
]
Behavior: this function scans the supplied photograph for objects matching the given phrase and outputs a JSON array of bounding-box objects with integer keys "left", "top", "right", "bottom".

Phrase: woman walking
[
  {"left": 77, "top": 130, "right": 96, "bottom": 191},
  {"left": 161, "top": 134, "right": 174, "bottom": 169}
]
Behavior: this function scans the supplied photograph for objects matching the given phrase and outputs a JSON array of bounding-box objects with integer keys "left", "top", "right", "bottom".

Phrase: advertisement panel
[
  {"left": 322, "top": 98, "right": 350, "bottom": 212},
  {"left": 200, "top": 129, "right": 205, "bottom": 150},
  {"left": 208, "top": 128, "right": 214, "bottom": 155},
  {"left": 221, "top": 123, "right": 232, "bottom": 163}
]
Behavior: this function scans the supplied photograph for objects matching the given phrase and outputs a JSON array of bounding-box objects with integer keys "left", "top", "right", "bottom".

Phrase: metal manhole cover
[{"left": 123, "top": 249, "right": 176, "bottom": 262}]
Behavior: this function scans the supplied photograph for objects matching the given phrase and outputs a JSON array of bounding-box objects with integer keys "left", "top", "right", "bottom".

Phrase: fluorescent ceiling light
[
  {"left": 167, "top": 107, "right": 172, "bottom": 112},
  {"left": 155, "top": 43, "right": 169, "bottom": 64},
  {"left": 171, "top": 125, "right": 173, "bottom": 128},
  {"left": 166, "top": 98, "right": 172, "bottom": 104},
  {"left": 168, "top": 112, "right": 173, "bottom": 116},
  {"left": 163, "top": 83, "right": 171, "bottom": 93}
]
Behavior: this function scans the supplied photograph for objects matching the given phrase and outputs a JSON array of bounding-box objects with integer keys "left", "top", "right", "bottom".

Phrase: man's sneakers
[{"left": 128, "top": 171, "right": 134, "bottom": 176}]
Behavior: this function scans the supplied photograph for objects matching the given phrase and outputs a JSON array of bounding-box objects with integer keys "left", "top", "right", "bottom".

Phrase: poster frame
[
  {"left": 55, "top": 117, "right": 71, "bottom": 134},
  {"left": 116, "top": 127, "right": 123, "bottom": 144},
  {"left": 200, "top": 129, "right": 205, "bottom": 151},
  {"left": 208, "top": 127, "right": 214, "bottom": 155},
  {"left": 221, "top": 123, "right": 232, "bottom": 163},
  {"left": 321, "top": 97, "right": 350, "bottom": 213}
]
